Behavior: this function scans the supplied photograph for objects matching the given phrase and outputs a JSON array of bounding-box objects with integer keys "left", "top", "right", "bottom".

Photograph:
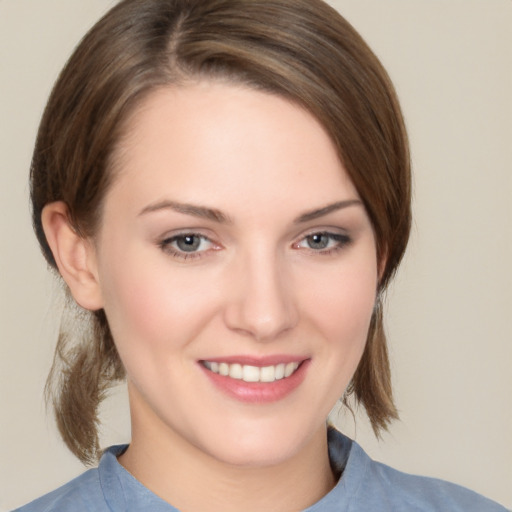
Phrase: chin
[
  {"left": 197, "top": 418, "right": 324, "bottom": 469},
  {"left": 209, "top": 443, "right": 298, "bottom": 468}
]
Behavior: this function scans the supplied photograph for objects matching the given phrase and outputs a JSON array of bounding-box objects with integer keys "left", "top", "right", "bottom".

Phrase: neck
[{"left": 119, "top": 390, "right": 336, "bottom": 512}]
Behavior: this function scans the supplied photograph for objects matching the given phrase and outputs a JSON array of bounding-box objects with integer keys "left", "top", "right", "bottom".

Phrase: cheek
[
  {"left": 302, "top": 258, "right": 378, "bottom": 344},
  {"left": 97, "top": 250, "right": 220, "bottom": 355},
  {"left": 290, "top": 254, "right": 378, "bottom": 415}
]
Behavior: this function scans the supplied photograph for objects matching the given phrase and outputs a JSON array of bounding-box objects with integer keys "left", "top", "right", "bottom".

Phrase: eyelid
[
  {"left": 293, "top": 226, "right": 350, "bottom": 242},
  {"left": 292, "top": 229, "right": 352, "bottom": 253},
  {"left": 158, "top": 231, "right": 221, "bottom": 260},
  {"left": 158, "top": 227, "right": 217, "bottom": 245}
]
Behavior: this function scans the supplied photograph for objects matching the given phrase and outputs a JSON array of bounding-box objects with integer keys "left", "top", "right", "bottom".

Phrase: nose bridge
[{"left": 224, "top": 244, "right": 297, "bottom": 341}]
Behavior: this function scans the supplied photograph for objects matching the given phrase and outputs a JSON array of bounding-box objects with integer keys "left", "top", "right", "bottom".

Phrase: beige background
[{"left": 1, "top": 0, "right": 511, "bottom": 510}]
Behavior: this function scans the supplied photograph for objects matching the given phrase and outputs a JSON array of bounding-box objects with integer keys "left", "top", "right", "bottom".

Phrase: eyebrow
[
  {"left": 294, "top": 199, "right": 362, "bottom": 223},
  {"left": 139, "top": 200, "right": 230, "bottom": 223},
  {"left": 139, "top": 198, "right": 362, "bottom": 224}
]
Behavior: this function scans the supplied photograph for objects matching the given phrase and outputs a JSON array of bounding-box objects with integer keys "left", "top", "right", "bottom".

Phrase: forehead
[{"left": 106, "top": 82, "right": 359, "bottom": 215}]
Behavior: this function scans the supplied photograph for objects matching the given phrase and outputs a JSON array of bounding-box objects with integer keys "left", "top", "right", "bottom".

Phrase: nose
[{"left": 223, "top": 249, "right": 298, "bottom": 342}]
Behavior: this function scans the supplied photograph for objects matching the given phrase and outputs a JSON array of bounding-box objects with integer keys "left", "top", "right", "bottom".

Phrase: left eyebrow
[
  {"left": 294, "top": 200, "right": 362, "bottom": 224},
  {"left": 138, "top": 200, "right": 230, "bottom": 223}
]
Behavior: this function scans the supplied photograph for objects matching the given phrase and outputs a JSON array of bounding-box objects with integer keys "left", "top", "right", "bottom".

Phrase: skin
[{"left": 44, "top": 82, "right": 380, "bottom": 512}]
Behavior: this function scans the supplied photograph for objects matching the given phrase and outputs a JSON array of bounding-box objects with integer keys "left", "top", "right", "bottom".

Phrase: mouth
[
  {"left": 201, "top": 360, "right": 301, "bottom": 383},
  {"left": 199, "top": 357, "right": 309, "bottom": 403}
]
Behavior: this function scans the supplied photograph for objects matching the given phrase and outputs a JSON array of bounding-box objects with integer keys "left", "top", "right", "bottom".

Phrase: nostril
[
  {"left": 223, "top": 292, "right": 298, "bottom": 342},
  {"left": 222, "top": 255, "right": 299, "bottom": 341}
]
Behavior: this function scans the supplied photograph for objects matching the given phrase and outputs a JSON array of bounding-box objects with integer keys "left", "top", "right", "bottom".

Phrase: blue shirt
[{"left": 14, "top": 429, "right": 508, "bottom": 511}]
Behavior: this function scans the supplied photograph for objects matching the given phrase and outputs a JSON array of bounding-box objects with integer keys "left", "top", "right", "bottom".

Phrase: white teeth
[
  {"left": 203, "top": 361, "right": 300, "bottom": 383},
  {"left": 275, "top": 363, "right": 285, "bottom": 380},
  {"left": 260, "top": 365, "right": 275, "bottom": 383},
  {"left": 219, "top": 362, "right": 229, "bottom": 376},
  {"left": 229, "top": 363, "right": 243, "bottom": 379},
  {"left": 284, "top": 362, "right": 296, "bottom": 378},
  {"left": 242, "top": 365, "right": 260, "bottom": 382}
]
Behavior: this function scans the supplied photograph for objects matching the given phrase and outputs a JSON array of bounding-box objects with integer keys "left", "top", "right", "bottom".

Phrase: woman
[{"left": 12, "top": 0, "right": 508, "bottom": 510}]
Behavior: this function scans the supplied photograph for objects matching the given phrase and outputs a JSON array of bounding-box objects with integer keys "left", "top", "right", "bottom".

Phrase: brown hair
[{"left": 32, "top": 0, "right": 410, "bottom": 464}]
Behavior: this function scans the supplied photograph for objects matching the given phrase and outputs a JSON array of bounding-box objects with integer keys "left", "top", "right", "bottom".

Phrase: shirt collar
[{"left": 98, "top": 429, "right": 360, "bottom": 512}]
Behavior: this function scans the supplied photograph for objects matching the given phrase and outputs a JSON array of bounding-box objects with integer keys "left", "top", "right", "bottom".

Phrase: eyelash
[
  {"left": 293, "top": 231, "right": 352, "bottom": 255},
  {"left": 158, "top": 231, "right": 351, "bottom": 261},
  {"left": 159, "top": 233, "right": 217, "bottom": 260}
]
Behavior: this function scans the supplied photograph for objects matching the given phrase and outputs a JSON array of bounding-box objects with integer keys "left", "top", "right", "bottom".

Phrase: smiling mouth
[{"left": 201, "top": 361, "right": 301, "bottom": 383}]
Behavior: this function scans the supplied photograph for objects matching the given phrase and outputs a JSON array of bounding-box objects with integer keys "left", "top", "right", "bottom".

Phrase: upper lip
[{"left": 199, "top": 355, "right": 309, "bottom": 367}]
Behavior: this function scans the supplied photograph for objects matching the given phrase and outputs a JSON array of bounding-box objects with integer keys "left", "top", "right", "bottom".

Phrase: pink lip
[
  {"left": 199, "top": 358, "right": 311, "bottom": 404},
  {"left": 201, "top": 354, "right": 306, "bottom": 367}
]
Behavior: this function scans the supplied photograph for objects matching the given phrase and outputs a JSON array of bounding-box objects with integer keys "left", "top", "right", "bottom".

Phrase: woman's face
[{"left": 90, "top": 82, "right": 378, "bottom": 467}]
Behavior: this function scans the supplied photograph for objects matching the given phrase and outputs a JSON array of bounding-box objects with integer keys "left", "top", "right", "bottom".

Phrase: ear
[{"left": 42, "top": 202, "right": 104, "bottom": 311}]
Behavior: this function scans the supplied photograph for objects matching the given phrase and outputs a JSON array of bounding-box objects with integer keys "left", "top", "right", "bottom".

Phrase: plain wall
[{"left": 1, "top": 0, "right": 511, "bottom": 509}]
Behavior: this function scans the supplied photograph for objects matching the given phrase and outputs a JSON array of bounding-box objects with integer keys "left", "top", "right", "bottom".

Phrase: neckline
[{"left": 98, "top": 429, "right": 359, "bottom": 511}]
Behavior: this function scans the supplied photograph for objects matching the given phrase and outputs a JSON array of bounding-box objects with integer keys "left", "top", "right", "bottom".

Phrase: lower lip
[{"left": 200, "top": 360, "right": 310, "bottom": 404}]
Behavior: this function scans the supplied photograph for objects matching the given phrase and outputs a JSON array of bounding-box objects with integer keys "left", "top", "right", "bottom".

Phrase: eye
[
  {"left": 159, "top": 233, "right": 217, "bottom": 259},
  {"left": 294, "top": 231, "right": 351, "bottom": 254}
]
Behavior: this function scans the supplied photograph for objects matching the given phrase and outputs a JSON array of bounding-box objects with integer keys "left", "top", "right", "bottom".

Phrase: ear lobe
[{"left": 41, "top": 202, "right": 104, "bottom": 311}]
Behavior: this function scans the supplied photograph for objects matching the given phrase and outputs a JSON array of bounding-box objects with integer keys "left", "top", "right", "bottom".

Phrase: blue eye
[
  {"left": 175, "top": 235, "right": 203, "bottom": 252},
  {"left": 160, "top": 233, "right": 215, "bottom": 259},
  {"left": 296, "top": 232, "right": 351, "bottom": 253},
  {"left": 305, "top": 233, "right": 331, "bottom": 250}
]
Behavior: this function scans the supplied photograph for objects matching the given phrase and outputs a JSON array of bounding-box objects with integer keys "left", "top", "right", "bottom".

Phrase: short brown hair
[{"left": 32, "top": 0, "right": 411, "bottom": 464}]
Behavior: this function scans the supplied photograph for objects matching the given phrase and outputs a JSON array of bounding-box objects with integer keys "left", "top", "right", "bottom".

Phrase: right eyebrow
[
  {"left": 138, "top": 200, "right": 231, "bottom": 224},
  {"left": 294, "top": 199, "right": 362, "bottom": 224}
]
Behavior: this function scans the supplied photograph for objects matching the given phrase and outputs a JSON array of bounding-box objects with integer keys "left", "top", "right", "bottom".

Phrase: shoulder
[
  {"left": 347, "top": 441, "right": 508, "bottom": 511},
  {"left": 13, "top": 444, "right": 182, "bottom": 512},
  {"left": 12, "top": 445, "right": 130, "bottom": 512},
  {"left": 12, "top": 468, "right": 105, "bottom": 512},
  {"left": 323, "top": 429, "right": 508, "bottom": 512}
]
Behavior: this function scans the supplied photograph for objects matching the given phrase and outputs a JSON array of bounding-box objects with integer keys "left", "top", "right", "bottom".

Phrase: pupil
[
  {"left": 308, "top": 234, "right": 328, "bottom": 249},
  {"left": 177, "top": 235, "right": 200, "bottom": 252}
]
